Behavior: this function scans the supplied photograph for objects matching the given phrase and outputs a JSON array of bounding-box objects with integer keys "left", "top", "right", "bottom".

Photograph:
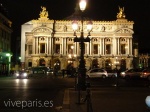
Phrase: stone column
[
  {"left": 98, "top": 38, "right": 101, "bottom": 55},
  {"left": 127, "top": 38, "right": 130, "bottom": 55},
  {"left": 36, "top": 37, "right": 38, "bottom": 54},
  {"left": 102, "top": 38, "right": 104, "bottom": 55},
  {"left": 64, "top": 38, "right": 66, "bottom": 55},
  {"left": 51, "top": 37, "right": 53, "bottom": 54},
  {"left": 112, "top": 37, "right": 116, "bottom": 55},
  {"left": 62, "top": 38, "right": 63, "bottom": 54},
  {"left": 117, "top": 38, "right": 120, "bottom": 55},
  {"left": 46, "top": 36, "right": 48, "bottom": 54},
  {"left": 33, "top": 36, "right": 35, "bottom": 54},
  {"left": 130, "top": 38, "right": 132, "bottom": 55},
  {"left": 49, "top": 37, "right": 51, "bottom": 54}
]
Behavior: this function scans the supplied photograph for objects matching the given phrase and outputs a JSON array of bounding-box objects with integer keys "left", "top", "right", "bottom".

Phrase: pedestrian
[
  {"left": 70, "top": 64, "right": 75, "bottom": 77},
  {"left": 116, "top": 68, "right": 122, "bottom": 87}
]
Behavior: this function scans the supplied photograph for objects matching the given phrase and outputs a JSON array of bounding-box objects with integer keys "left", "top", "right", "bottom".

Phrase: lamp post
[
  {"left": 6, "top": 53, "right": 12, "bottom": 75},
  {"left": 72, "top": 0, "right": 92, "bottom": 91}
]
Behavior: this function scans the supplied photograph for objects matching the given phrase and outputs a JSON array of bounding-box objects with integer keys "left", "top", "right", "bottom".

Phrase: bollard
[{"left": 86, "top": 88, "right": 93, "bottom": 112}]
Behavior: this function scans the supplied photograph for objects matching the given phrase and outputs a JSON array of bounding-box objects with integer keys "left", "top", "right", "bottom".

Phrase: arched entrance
[
  {"left": 54, "top": 59, "right": 61, "bottom": 72},
  {"left": 92, "top": 59, "right": 99, "bottom": 68},
  {"left": 39, "top": 58, "right": 46, "bottom": 66},
  {"left": 105, "top": 59, "right": 112, "bottom": 70},
  {"left": 120, "top": 59, "right": 126, "bottom": 70}
]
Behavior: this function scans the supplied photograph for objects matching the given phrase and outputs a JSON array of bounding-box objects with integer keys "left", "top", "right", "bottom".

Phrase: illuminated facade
[
  {"left": 0, "top": 4, "right": 12, "bottom": 74},
  {"left": 21, "top": 6, "right": 134, "bottom": 70},
  {"left": 139, "top": 54, "right": 150, "bottom": 68}
]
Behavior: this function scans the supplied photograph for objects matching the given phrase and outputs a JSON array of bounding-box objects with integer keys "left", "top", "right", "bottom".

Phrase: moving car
[
  {"left": 15, "top": 71, "right": 28, "bottom": 79},
  {"left": 140, "top": 68, "right": 150, "bottom": 80},
  {"left": 120, "top": 68, "right": 144, "bottom": 79},
  {"left": 86, "top": 68, "right": 108, "bottom": 78},
  {"left": 106, "top": 69, "right": 117, "bottom": 78}
]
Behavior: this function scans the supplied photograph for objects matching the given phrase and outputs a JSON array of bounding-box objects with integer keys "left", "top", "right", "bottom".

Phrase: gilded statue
[
  {"left": 39, "top": 6, "right": 48, "bottom": 18},
  {"left": 117, "top": 6, "right": 126, "bottom": 19}
]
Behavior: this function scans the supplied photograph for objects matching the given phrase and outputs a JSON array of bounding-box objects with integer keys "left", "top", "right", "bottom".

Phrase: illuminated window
[
  {"left": 106, "top": 44, "right": 111, "bottom": 54},
  {"left": 55, "top": 44, "right": 60, "bottom": 54},
  {"left": 93, "top": 44, "right": 98, "bottom": 54},
  {"left": 68, "top": 44, "right": 73, "bottom": 54}
]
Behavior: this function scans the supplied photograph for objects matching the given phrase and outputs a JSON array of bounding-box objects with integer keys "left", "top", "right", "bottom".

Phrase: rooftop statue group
[
  {"left": 39, "top": 6, "right": 125, "bottom": 19},
  {"left": 39, "top": 6, "right": 48, "bottom": 18},
  {"left": 117, "top": 6, "right": 126, "bottom": 19}
]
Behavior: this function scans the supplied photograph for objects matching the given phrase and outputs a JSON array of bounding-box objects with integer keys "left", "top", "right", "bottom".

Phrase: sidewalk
[
  {"left": 62, "top": 87, "right": 150, "bottom": 112},
  {"left": 0, "top": 75, "right": 13, "bottom": 79}
]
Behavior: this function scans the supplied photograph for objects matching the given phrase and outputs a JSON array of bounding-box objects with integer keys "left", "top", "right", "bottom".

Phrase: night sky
[{"left": 1, "top": 0, "right": 150, "bottom": 53}]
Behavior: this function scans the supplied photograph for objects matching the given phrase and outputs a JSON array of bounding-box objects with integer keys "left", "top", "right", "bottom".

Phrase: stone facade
[{"left": 21, "top": 7, "right": 134, "bottom": 71}]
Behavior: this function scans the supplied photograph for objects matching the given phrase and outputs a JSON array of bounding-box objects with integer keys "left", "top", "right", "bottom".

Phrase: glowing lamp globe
[{"left": 145, "top": 96, "right": 150, "bottom": 108}]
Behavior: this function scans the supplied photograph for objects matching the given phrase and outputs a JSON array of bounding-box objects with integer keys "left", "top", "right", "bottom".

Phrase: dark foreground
[{"left": 0, "top": 76, "right": 150, "bottom": 112}]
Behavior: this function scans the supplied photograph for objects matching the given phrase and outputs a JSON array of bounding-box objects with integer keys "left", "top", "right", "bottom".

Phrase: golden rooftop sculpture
[
  {"left": 117, "top": 6, "right": 126, "bottom": 19},
  {"left": 39, "top": 6, "right": 48, "bottom": 18}
]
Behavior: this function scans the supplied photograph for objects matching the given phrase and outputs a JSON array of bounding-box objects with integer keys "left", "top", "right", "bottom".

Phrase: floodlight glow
[
  {"left": 6, "top": 53, "right": 10, "bottom": 56},
  {"left": 79, "top": 0, "right": 87, "bottom": 11}
]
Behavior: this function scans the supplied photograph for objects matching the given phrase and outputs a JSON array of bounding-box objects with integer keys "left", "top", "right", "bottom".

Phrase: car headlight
[
  {"left": 121, "top": 72, "right": 125, "bottom": 76},
  {"left": 23, "top": 73, "right": 27, "bottom": 77},
  {"left": 16, "top": 73, "right": 19, "bottom": 77},
  {"left": 121, "top": 72, "right": 125, "bottom": 74}
]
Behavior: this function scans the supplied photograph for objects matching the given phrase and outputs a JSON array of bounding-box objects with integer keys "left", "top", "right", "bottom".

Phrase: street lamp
[
  {"left": 6, "top": 53, "right": 12, "bottom": 75},
  {"left": 72, "top": 0, "right": 92, "bottom": 91}
]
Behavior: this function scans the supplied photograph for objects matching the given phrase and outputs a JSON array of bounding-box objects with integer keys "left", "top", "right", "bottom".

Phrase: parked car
[
  {"left": 86, "top": 68, "right": 108, "bottom": 78},
  {"left": 46, "top": 69, "right": 54, "bottom": 75},
  {"left": 31, "top": 66, "right": 49, "bottom": 74},
  {"left": 106, "top": 69, "right": 117, "bottom": 78},
  {"left": 15, "top": 70, "right": 28, "bottom": 79},
  {"left": 140, "top": 68, "right": 150, "bottom": 80},
  {"left": 120, "top": 68, "right": 144, "bottom": 79}
]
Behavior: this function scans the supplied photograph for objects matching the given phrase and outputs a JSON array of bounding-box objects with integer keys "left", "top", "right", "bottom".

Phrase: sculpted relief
[
  {"left": 34, "top": 28, "right": 50, "bottom": 32},
  {"left": 116, "top": 28, "right": 133, "bottom": 33},
  {"left": 92, "top": 25, "right": 112, "bottom": 32}
]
